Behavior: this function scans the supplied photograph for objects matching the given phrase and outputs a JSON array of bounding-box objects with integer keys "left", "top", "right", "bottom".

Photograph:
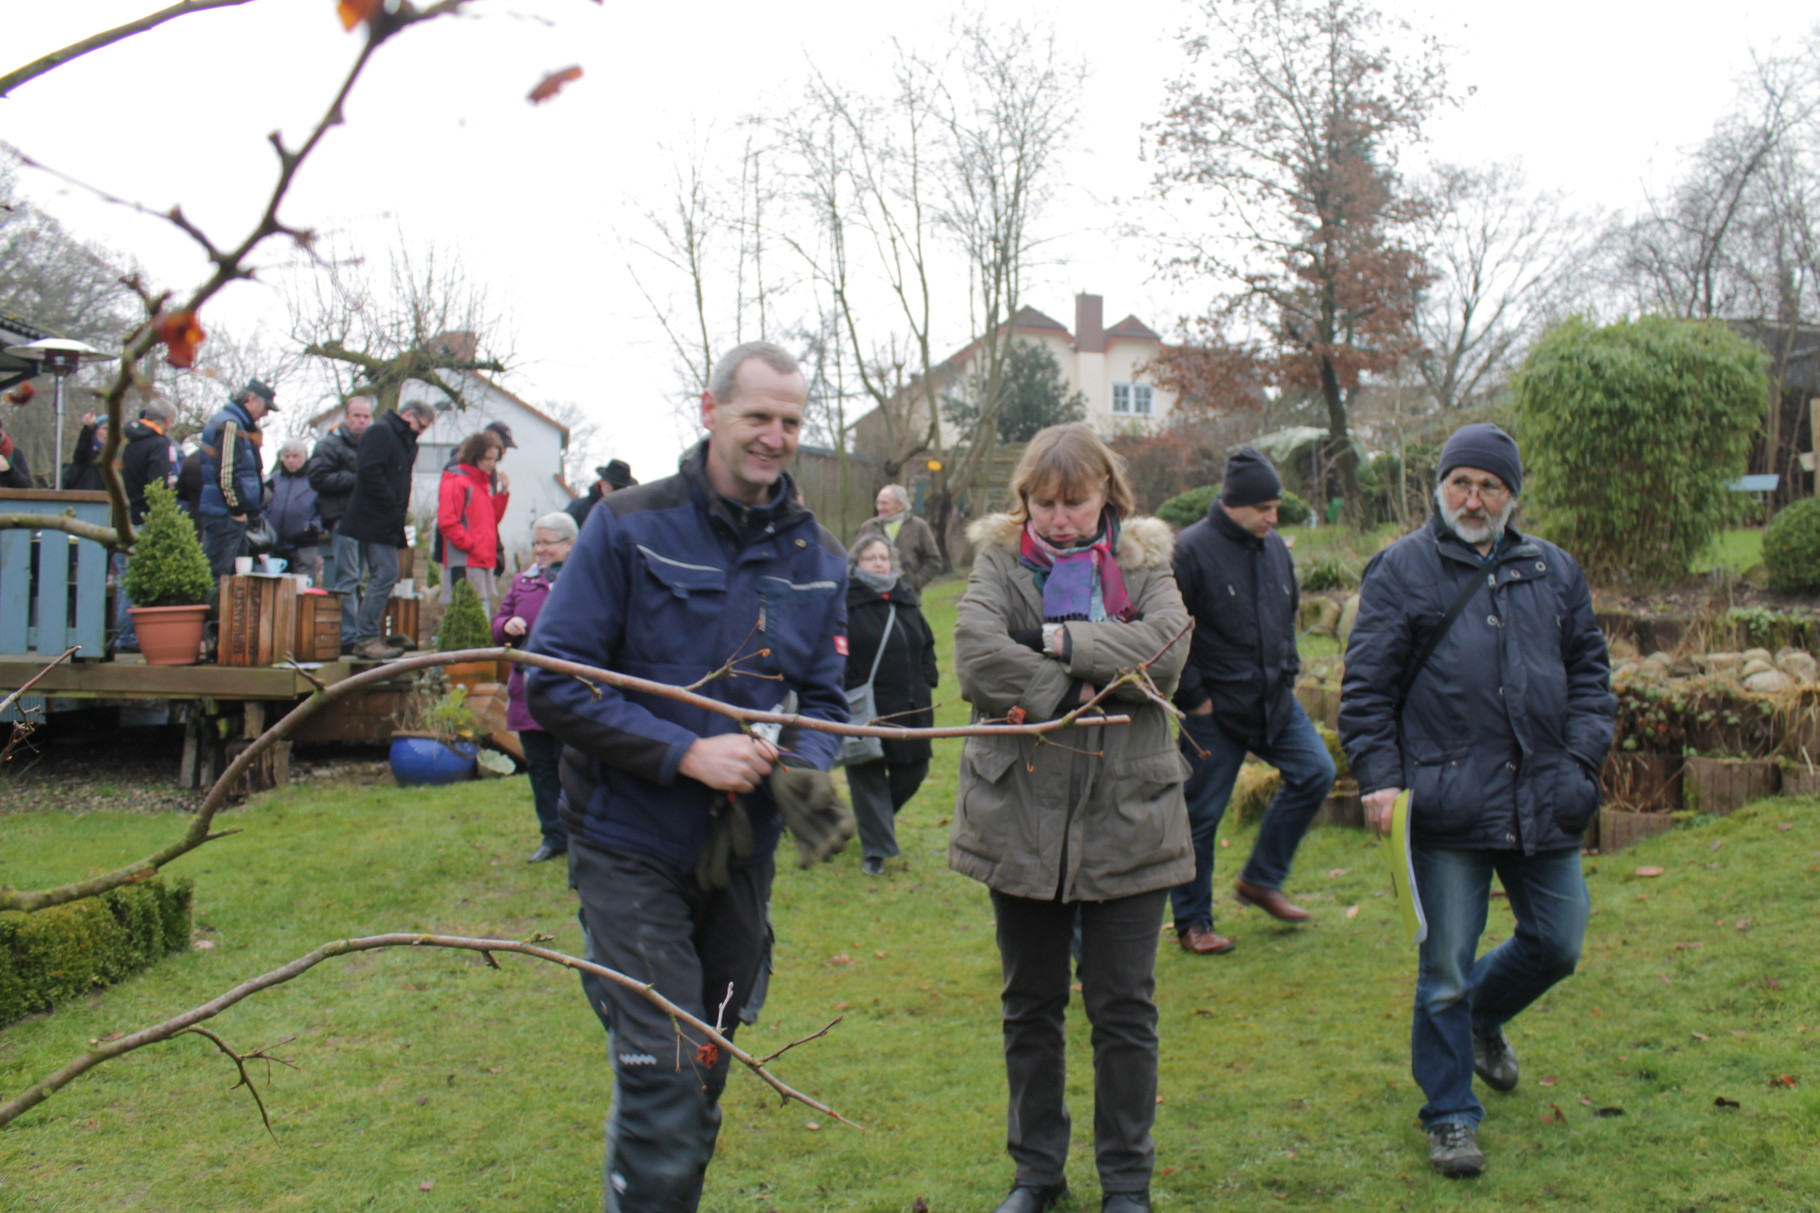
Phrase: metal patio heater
[{"left": 2, "top": 338, "right": 117, "bottom": 488}]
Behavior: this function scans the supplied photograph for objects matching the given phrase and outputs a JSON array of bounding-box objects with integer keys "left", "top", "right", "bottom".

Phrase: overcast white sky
[{"left": 6, "top": 0, "right": 1817, "bottom": 480}]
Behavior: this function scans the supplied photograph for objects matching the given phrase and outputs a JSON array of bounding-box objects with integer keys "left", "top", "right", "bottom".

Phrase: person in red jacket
[{"left": 438, "top": 432, "right": 510, "bottom": 615}]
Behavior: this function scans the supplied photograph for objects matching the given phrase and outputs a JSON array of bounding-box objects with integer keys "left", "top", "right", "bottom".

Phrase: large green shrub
[
  {"left": 1157, "top": 484, "right": 1312, "bottom": 530},
  {"left": 437, "top": 577, "right": 492, "bottom": 651},
  {"left": 1762, "top": 498, "right": 1820, "bottom": 594},
  {"left": 0, "top": 876, "right": 193, "bottom": 1026},
  {"left": 122, "top": 482, "right": 215, "bottom": 607},
  {"left": 1511, "top": 315, "right": 1769, "bottom": 584},
  {"left": 1157, "top": 484, "right": 1216, "bottom": 529}
]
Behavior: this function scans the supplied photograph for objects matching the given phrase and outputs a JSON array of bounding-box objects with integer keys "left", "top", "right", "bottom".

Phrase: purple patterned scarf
[{"left": 1018, "top": 513, "right": 1136, "bottom": 622}]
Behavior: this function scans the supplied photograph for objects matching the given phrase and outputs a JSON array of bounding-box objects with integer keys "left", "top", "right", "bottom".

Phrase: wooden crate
[
  {"left": 293, "top": 591, "right": 343, "bottom": 662},
  {"left": 217, "top": 575, "right": 299, "bottom": 667},
  {"left": 1682, "top": 756, "right": 1780, "bottom": 815},
  {"left": 1597, "top": 807, "right": 1677, "bottom": 853},
  {"left": 383, "top": 595, "right": 421, "bottom": 647}
]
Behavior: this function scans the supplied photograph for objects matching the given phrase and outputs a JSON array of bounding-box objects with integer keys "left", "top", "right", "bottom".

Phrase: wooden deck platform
[{"left": 0, "top": 656, "right": 370, "bottom": 701}]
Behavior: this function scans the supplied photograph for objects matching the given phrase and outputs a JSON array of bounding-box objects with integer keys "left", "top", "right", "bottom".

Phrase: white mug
[
  {"left": 234, "top": 556, "right": 254, "bottom": 575},
  {"left": 261, "top": 555, "right": 288, "bottom": 576},
  {"left": 397, "top": 578, "right": 414, "bottom": 597}
]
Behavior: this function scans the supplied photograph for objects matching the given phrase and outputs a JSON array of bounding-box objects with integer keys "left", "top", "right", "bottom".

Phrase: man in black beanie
[
  {"left": 1168, "top": 446, "right": 1335, "bottom": 955},
  {"left": 1339, "top": 422, "right": 1614, "bottom": 1178}
]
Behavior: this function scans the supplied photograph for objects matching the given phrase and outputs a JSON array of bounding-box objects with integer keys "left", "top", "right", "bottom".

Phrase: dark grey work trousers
[
  {"left": 844, "top": 757, "right": 929, "bottom": 861},
  {"left": 569, "top": 838, "right": 775, "bottom": 1213},
  {"left": 990, "top": 887, "right": 1168, "bottom": 1196}
]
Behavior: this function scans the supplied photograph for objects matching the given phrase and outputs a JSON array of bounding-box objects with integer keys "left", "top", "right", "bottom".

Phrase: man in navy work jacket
[
  {"left": 1170, "top": 446, "right": 1334, "bottom": 955},
  {"left": 1339, "top": 423, "right": 1614, "bottom": 1180},
  {"left": 527, "top": 340, "right": 853, "bottom": 1212},
  {"left": 197, "top": 378, "right": 277, "bottom": 575}
]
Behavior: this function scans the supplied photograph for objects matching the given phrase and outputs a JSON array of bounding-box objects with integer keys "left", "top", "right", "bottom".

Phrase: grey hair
[
  {"left": 398, "top": 399, "right": 438, "bottom": 424},
  {"left": 344, "top": 395, "right": 375, "bottom": 415},
  {"left": 279, "top": 436, "right": 310, "bottom": 457},
  {"left": 532, "top": 511, "right": 579, "bottom": 541},
  {"left": 878, "top": 483, "right": 910, "bottom": 508},
  {"left": 848, "top": 534, "right": 897, "bottom": 571},
  {"left": 707, "top": 341, "right": 800, "bottom": 403},
  {"left": 139, "top": 400, "right": 177, "bottom": 425}
]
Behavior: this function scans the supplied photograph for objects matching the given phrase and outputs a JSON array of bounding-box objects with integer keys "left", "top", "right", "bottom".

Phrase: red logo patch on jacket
[{"left": 834, "top": 634, "right": 849, "bottom": 657}]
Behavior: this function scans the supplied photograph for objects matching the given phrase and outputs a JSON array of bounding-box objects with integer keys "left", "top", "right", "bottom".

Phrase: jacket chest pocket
[
  {"left": 632, "top": 546, "right": 729, "bottom": 666},
  {"left": 757, "top": 575, "right": 840, "bottom": 681}
]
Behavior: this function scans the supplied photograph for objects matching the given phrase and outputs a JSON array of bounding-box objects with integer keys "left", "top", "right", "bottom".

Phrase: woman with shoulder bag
[
  {"left": 951, "top": 423, "right": 1192, "bottom": 1213},
  {"left": 841, "top": 535, "right": 939, "bottom": 877}
]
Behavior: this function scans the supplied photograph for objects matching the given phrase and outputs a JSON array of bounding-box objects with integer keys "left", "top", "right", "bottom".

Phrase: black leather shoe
[
  {"left": 1101, "top": 1193, "right": 1150, "bottom": 1213},
  {"left": 992, "top": 1181, "right": 1068, "bottom": 1213},
  {"left": 526, "top": 844, "right": 566, "bottom": 864}
]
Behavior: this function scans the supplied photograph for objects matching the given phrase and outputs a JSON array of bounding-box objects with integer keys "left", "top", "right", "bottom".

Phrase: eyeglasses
[{"left": 1442, "top": 475, "right": 1510, "bottom": 504}]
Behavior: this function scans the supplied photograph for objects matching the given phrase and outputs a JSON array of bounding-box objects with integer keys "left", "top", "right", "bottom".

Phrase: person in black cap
[
  {"left": 565, "top": 458, "right": 635, "bottom": 527},
  {"left": 1339, "top": 422, "right": 1613, "bottom": 1178},
  {"left": 1167, "top": 445, "right": 1335, "bottom": 956},
  {"left": 197, "top": 378, "right": 278, "bottom": 576}
]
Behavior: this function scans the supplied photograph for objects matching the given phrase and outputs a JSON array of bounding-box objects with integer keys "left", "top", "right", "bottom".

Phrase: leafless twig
[
  {"left": 0, "top": 933, "right": 857, "bottom": 1132},
  {"left": 0, "top": 647, "right": 80, "bottom": 718}
]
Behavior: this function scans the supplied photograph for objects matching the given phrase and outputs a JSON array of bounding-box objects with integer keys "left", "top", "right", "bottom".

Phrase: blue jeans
[
  {"left": 331, "top": 534, "right": 398, "bottom": 646},
  {"left": 1411, "top": 845, "right": 1588, "bottom": 1128},
  {"left": 1169, "top": 703, "right": 1335, "bottom": 933}
]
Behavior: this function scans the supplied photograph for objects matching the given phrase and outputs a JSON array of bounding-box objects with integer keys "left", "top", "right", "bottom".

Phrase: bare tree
[
  {"left": 1412, "top": 161, "right": 1584, "bottom": 412},
  {"left": 291, "top": 238, "right": 510, "bottom": 416}
]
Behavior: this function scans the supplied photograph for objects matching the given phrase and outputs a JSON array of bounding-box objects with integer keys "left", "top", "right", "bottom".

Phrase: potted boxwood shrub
[
  {"left": 389, "top": 679, "right": 480, "bottom": 785},
  {"left": 436, "top": 577, "right": 497, "bottom": 693},
  {"left": 122, "top": 482, "right": 216, "bottom": 665}
]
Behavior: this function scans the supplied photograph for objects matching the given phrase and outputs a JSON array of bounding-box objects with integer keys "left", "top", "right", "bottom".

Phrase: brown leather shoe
[
  {"left": 1177, "top": 925, "right": 1236, "bottom": 954},
  {"left": 1234, "top": 879, "right": 1310, "bottom": 922}
]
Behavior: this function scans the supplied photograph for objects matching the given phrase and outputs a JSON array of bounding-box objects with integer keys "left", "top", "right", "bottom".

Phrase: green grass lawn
[{"left": 2, "top": 577, "right": 1816, "bottom": 1211}]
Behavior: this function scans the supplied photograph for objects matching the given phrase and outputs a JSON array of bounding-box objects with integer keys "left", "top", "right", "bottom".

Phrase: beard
[{"left": 1434, "top": 484, "right": 1516, "bottom": 547}]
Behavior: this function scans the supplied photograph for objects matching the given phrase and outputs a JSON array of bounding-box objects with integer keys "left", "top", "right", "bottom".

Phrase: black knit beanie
[
  {"left": 1437, "top": 423, "right": 1522, "bottom": 496},
  {"left": 1220, "top": 446, "right": 1282, "bottom": 508}
]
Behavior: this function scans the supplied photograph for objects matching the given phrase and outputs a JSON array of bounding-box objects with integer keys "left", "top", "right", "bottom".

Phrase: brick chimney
[
  {"left": 430, "top": 330, "right": 478, "bottom": 360},
  {"left": 1074, "top": 293, "right": 1105, "bottom": 354}
]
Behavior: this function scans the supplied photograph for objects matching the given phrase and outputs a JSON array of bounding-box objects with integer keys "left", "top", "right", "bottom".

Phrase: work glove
[
  {"left": 770, "top": 761, "right": 855, "bottom": 869},
  {"left": 1008, "top": 627, "right": 1046, "bottom": 653},
  {"left": 695, "top": 794, "right": 754, "bottom": 892}
]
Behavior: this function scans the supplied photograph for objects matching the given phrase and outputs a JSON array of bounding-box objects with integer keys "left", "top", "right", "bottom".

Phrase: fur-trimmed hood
[{"left": 966, "top": 513, "right": 1175, "bottom": 569}]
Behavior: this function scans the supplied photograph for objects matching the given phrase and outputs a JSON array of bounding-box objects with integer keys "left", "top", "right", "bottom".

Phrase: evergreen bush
[
  {"left": 1762, "top": 498, "right": 1820, "bottom": 594},
  {"left": 1511, "top": 316, "right": 1769, "bottom": 584},
  {"left": 1157, "top": 484, "right": 1312, "bottom": 529},
  {"left": 122, "top": 482, "right": 215, "bottom": 607},
  {"left": 1277, "top": 491, "right": 1313, "bottom": 526},
  {"left": 1157, "top": 485, "right": 1216, "bottom": 528},
  {"left": 0, "top": 877, "right": 193, "bottom": 1027},
  {"left": 437, "top": 577, "right": 491, "bottom": 651}
]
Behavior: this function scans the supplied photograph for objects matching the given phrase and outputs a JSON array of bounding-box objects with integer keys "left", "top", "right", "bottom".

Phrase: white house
[{"left": 308, "top": 368, "right": 574, "bottom": 573}]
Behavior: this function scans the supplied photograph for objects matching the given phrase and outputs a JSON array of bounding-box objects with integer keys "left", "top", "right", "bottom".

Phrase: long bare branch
[
  {"left": 0, "top": 645, "right": 1129, "bottom": 914},
  {"left": 0, "top": 933, "right": 856, "bottom": 1132},
  {"left": 0, "top": 0, "right": 260, "bottom": 99},
  {"left": 0, "top": 646, "right": 80, "bottom": 717}
]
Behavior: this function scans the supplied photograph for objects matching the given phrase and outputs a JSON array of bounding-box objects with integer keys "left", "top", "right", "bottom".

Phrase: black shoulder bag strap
[{"left": 1396, "top": 565, "right": 1493, "bottom": 710}]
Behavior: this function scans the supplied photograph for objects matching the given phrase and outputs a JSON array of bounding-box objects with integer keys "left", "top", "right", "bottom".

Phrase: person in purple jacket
[{"left": 492, "top": 510, "right": 577, "bottom": 864}]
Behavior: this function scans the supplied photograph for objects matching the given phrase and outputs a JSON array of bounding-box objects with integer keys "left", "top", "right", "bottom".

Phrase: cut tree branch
[
  {"left": 0, "top": 933, "right": 857, "bottom": 1132},
  {"left": 0, "top": 645, "right": 1130, "bottom": 913},
  {"left": 0, "top": 0, "right": 260, "bottom": 99},
  {"left": 0, "top": 646, "right": 79, "bottom": 718}
]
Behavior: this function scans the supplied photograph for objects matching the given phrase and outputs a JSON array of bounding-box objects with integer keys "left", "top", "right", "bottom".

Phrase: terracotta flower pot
[
  {"left": 439, "top": 659, "right": 498, "bottom": 695},
  {"left": 128, "top": 604, "right": 209, "bottom": 666}
]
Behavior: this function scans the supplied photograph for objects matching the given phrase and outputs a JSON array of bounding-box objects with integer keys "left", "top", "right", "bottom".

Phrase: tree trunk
[{"left": 1317, "top": 355, "right": 1363, "bottom": 521}]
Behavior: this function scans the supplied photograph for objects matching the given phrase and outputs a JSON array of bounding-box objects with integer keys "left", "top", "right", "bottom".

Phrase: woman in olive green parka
[{"left": 950, "top": 423, "right": 1191, "bottom": 1213}]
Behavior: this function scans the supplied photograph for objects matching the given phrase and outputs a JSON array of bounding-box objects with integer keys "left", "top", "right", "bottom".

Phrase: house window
[
  {"left": 1111, "top": 382, "right": 1153, "bottom": 416},
  {"left": 418, "top": 442, "right": 457, "bottom": 471}
]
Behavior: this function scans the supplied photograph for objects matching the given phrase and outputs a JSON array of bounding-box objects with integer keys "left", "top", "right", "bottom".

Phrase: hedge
[{"left": 0, "top": 876, "right": 194, "bottom": 1027}]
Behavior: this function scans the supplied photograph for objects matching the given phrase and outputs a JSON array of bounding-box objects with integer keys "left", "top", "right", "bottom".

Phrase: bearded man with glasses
[{"left": 1338, "top": 423, "right": 1616, "bottom": 1180}]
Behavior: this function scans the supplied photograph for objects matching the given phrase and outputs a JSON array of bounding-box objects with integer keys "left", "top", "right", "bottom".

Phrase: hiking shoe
[
  {"left": 862, "top": 856, "right": 884, "bottom": 877},
  {"left": 1426, "top": 1121, "right": 1484, "bottom": 1178},
  {"left": 353, "top": 638, "right": 403, "bottom": 661},
  {"left": 1473, "top": 1026, "right": 1519, "bottom": 1091}
]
